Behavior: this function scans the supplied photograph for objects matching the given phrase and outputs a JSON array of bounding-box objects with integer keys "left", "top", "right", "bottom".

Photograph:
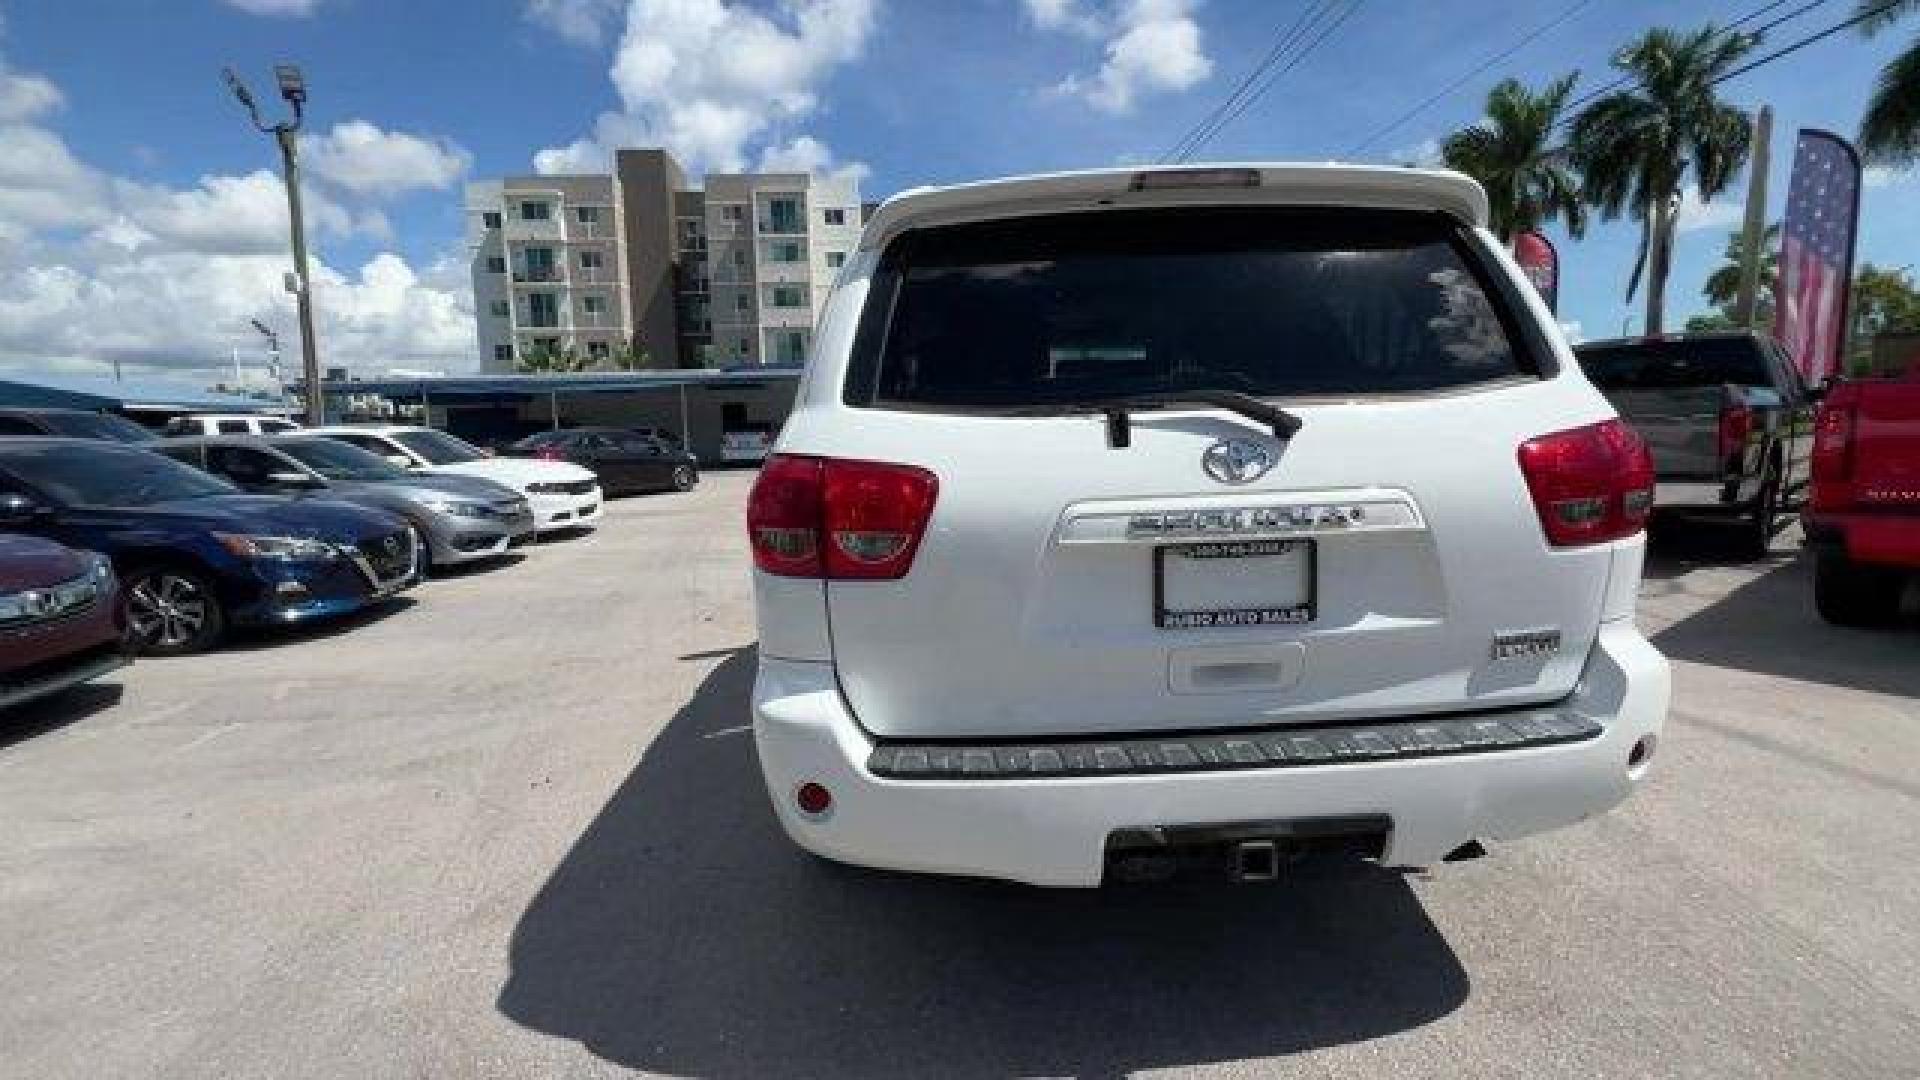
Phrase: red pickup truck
[{"left": 1803, "top": 377, "right": 1920, "bottom": 625}]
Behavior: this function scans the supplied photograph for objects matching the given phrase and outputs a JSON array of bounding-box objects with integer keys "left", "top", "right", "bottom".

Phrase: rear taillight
[
  {"left": 747, "top": 454, "right": 938, "bottom": 580},
  {"left": 1517, "top": 419, "right": 1655, "bottom": 547},
  {"left": 1717, "top": 401, "right": 1753, "bottom": 464},
  {"left": 1811, "top": 404, "right": 1855, "bottom": 484}
]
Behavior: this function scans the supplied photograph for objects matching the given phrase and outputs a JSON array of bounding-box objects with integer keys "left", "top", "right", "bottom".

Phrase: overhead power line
[
  {"left": 1175, "top": 0, "right": 1365, "bottom": 163},
  {"left": 1712, "top": 0, "right": 1902, "bottom": 84},
  {"left": 1159, "top": 1, "right": 1335, "bottom": 164},
  {"left": 1344, "top": 0, "right": 1596, "bottom": 159},
  {"left": 1557, "top": 0, "right": 1834, "bottom": 128}
]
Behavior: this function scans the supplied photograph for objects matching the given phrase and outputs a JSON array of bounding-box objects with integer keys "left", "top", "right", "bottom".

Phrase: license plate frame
[{"left": 1153, "top": 538, "right": 1317, "bottom": 629}]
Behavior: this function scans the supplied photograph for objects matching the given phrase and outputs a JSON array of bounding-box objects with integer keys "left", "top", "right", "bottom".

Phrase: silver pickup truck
[{"left": 1574, "top": 332, "right": 1815, "bottom": 556}]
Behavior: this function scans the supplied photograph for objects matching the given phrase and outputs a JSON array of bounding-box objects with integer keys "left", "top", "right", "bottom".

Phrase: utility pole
[
  {"left": 1735, "top": 105, "right": 1773, "bottom": 329},
  {"left": 223, "top": 64, "right": 323, "bottom": 424}
]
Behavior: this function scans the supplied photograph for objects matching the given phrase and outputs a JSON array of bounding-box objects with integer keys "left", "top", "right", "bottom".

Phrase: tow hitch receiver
[
  {"left": 1103, "top": 815, "right": 1389, "bottom": 885},
  {"left": 1232, "top": 840, "right": 1279, "bottom": 882}
]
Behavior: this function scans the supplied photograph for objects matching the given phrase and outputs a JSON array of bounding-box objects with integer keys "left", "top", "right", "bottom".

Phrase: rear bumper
[
  {"left": 1654, "top": 479, "right": 1747, "bottom": 512},
  {"left": 1803, "top": 512, "right": 1920, "bottom": 569},
  {"left": 753, "top": 621, "right": 1670, "bottom": 887}
]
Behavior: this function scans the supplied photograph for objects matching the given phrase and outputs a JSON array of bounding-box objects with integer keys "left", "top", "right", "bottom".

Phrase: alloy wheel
[{"left": 126, "top": 572, "right": 210, "bottom": 650}]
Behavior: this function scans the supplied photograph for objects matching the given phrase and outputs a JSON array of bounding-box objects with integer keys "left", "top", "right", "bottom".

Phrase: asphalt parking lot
[{"left": 3, "top": 470, "right": 1917, "bottom": 1079}]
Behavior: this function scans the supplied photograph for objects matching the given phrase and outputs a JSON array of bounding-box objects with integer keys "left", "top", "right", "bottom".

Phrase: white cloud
[
  {"left": 0, "top": 65, "right": 61, "bottom": 121},
  {"left": 535, "top": 0, "right": 875, "bottom": 178},
  {"left": 1396, "top": 137, "right": 1443, "bottom": 168},
  {"left": 303, "top": 120, "right": 472, "bottom": 198},
  {"left": 219, "top": 0, "right": 323, "bottom": 15},
  {"left": 1044, "top": 0, "right": 1212, "bottom": 114},
  {"left": 0, "top": 51, "right": 474, "bottom": 380},
  {"left": 523, "top": 0, "right": 624, "bottom": 46},
  {"left": 1675, "top": 188, "right": 1742, "bottom": 234},
  {"left": 1023, "top": 0, "right": 1102, "bottom": 37},
  {"left": 1864, "top": 165, "right": 1916, "bottom": 189},
  {"left": 756, "top": 135, "right": 869, "bottom": 183}
]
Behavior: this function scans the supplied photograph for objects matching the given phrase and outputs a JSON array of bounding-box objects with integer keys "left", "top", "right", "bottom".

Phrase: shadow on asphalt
[
  {"left": 221, "top": 595, "right": 420, "bottom": 652},
  {"left": 498, "top": 649, "right": 1468, "bottom": 1078},
  {"left": 1652, "top": 552, "right": 1920, "bottom": 697},
  {"left": 0, "top": 680, "right": 124, "bottom": 750},
  {"left": 427, "top": 551, "right": 527, "bottom": 579}
]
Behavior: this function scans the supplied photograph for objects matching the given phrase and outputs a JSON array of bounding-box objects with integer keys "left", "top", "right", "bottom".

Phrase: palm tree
[
  {"left": 1702, "top": 221, "right": 1779, "bottom": 327},
  {"left": 1856, "top": 0, "right": 1920, "bottom": 163},
  {"left": 1441, "top": 74, "right": 1589, "bottom": 244},
  {"left": 1570, "top": 24, "right": 1761, "bottom": 334}
]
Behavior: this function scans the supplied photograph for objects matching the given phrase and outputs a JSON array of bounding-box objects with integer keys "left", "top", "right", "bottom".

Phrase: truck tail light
[
  {"left": 1517, "top": 419, "right": 1655, "bottom": 547},
  {"left": 1811, "top": 404, "right": 1855, "bottom": 483},
  {"left": 748, "top": 455, "right": 938, "bottom": 580},
  {"left": 1717, "top": 401, "right": 1753, "bottom": 464}
]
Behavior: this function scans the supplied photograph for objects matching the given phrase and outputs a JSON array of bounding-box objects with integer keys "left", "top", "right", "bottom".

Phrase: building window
[
  {"left": 733, "top": 248, "right": 747, "bottom": 267},
  {"left": 482, "top": 211, "right": 501, "bottom": 229},
  {"left": 520, "top": 201, "right": 551, "bottom": 221},
  {"left": 494, "top": 344, "right": 510, "bottom": 364},
  {"left": 735, "top": 293, "right": 750, "bottom": 312},
  {"left": 764, "top": 197, "right": 802, "bottom": 233},
  {"left": 490, "top": 301, "right": 510, "bottom": 318},
  {"left": 770, "top": 240, "right": 802, "bottom": 263},
  {"left": 579, "top": 249, "right": 603, "bottom": 269},
  {"left": 721, "top": 205, "right": 744, "bottom": 222},
  {"left": 770, "top": 285, "right": 805, "bottom": 308},
  {"left": 527, "top": 293, "right": 559, "bottom": 328},
  {"left": 587, "top": 341, "right": 611, "bottom": 361},
  {"left": 823, "top": 208, "right": 846, "bottom": 226},
  {"left": 486, "top": 256, "right": 506, "bottom": 274},
  {"left": 523, "top": 247, "right": 556, "bottom": 281},
  {"left": 825, "top": 251, "right": 846, "bottom": 268},
  {"left": 575, "top": 206, "right": 599, "bottom": 224},
  {"left": 582, "top": 295, "right": 606, "bottom": 314}
]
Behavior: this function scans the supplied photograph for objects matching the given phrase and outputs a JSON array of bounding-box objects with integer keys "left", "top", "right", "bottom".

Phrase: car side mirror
[{"left": 0, "top": 491, "right": 47, "bottom": 525}]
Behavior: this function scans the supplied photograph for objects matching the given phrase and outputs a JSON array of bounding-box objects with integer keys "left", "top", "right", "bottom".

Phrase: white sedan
[{"left": 308, "top": 425, "right": 602, "bottom": 534}]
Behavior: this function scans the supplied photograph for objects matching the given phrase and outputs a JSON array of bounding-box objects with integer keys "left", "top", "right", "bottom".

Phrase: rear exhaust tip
[{"left": 1230, "top": 840, "right": 1280, "bottom": 883}]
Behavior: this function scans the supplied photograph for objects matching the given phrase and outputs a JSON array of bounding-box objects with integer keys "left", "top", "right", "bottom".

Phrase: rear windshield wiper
[{"left": 1022, "top": 390, "right": 1304, "bottom": 449}]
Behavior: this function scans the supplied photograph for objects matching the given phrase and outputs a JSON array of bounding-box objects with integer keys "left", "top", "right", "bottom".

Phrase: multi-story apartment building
[
  {"left": 468, "top": 149, "right": 863, "bottom": 373},
  {"left": 468, "top": 174, "right": 630, "bottom": 372}
]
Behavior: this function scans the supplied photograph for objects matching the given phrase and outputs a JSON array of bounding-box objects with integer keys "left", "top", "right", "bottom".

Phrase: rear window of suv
[{"left": 845, "top": 207, "right": 1543, "bottom": 410}]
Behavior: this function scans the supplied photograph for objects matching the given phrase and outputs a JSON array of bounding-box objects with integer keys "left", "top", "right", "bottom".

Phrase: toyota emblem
[{"left": 1201, "top": 439, "right": 1275, "bottom": 485}]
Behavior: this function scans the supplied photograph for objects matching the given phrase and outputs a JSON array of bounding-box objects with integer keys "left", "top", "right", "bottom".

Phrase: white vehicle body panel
[{"left": 749, "top": 164, "right": 1669, "bottom": 885}]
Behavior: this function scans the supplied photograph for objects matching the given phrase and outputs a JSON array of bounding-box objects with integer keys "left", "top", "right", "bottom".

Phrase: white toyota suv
[{"left": 748, "top": 165, "right": 1670, "bottom": 887}]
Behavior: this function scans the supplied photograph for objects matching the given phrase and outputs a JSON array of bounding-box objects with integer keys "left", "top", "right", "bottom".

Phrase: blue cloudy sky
[{"left": 1, "top": 0, "right": 1916, "bottom": 382}]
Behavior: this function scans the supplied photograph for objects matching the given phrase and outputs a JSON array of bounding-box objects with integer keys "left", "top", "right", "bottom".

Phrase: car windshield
[
  {"left": 41, "top": 412, "right": 156, "bottom": 442},
  {"left": 394, "top": 429, "right": 485, "bottom": 465},
  {"left": 1577, "top": 338, "right": 1773, "bottom": 389},
  {"left": 275, "top": 438, "right": 407, "bottom": 481},
  {"left": 0, "top": 442, "right": 234, "bottom": 507},
  {"left": 848, "top": 207, "right": 1537, "bottom": 411}
]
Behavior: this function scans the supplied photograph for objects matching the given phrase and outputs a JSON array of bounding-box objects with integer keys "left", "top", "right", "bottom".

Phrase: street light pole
[{"left": 223, "top": 64, "right": 324, "bottom": 424}]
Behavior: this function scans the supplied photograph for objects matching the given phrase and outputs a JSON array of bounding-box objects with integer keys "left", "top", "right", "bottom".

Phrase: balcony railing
[
  {"left": 758, "top": 218, "right": 806, "bottom": 235},
  {"left": 568, "top": 219, "right": 614, "bottom": 240},
  {"left": 512, "top": 267, "right": 564, "bottom": 283}
]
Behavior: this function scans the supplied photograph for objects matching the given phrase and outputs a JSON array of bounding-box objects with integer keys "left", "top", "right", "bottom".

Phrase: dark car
[
  {"left": 1574, "top": 332, "right": 1816, "bottom": 555},
  {"left": 0, "top": 534, "right": 127, "bottom": 710},
  {"left": 0, "top": 439, "right": 419, "bottom": 655},
  {"left": 0, "top": 408, "right": 156, "bottom": 443},
  {"left": 157, "top": 435, "right": 536, "bottom": 571},
  {"left": 505, "top": 427, "right": 698, "bottom": 496}
]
